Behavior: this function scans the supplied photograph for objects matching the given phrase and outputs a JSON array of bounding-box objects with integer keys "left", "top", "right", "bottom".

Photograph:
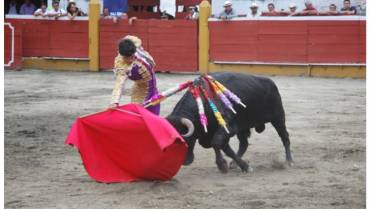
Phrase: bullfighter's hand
[{"left": 108, "top": 103, "right": 119, "bottom": 109}]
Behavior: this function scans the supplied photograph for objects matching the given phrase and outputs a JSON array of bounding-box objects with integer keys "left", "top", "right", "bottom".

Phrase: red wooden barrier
[
  {"left": 99, "top": 19, "right": 198, "bottom": 72},
  {"left": 127, "top": 12, "right": 161, "bottom": 19},
  {"left": 359, "top": 21, "right": 366, "bottom": 63},
  {"left": 5, "top": 18, "right": 88, "bottom": 58},
  {"left": 4, "top": 22, "right": 22, "bottom": 69},
  {"left": 147, "top": 20, "right": 198, "bottom": 71},
  {"left": 307, "top": 21, "right": 360, "bottom": 63},
  {"left": 209, "top": 19, "right": 365, "bottom": 64}
]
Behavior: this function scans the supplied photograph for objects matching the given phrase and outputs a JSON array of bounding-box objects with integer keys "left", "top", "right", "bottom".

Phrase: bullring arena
[{"left": 4, "top": 0, "right": 366, "bottom": 208}]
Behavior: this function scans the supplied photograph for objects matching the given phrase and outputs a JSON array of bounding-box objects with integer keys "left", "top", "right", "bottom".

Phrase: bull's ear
[{"left": 180, "top": 118, "right": 194, "bottom": 138}]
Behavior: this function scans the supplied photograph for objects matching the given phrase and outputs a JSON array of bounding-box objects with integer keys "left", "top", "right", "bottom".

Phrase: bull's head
[{"left": 166, "top": 116, "right": 196, "bottom": 165}]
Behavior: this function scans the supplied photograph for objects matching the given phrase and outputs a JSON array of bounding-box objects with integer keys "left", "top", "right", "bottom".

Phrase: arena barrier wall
[
  {"left": 4, "top": 22, "right": 22, "bottom": 70},
  {"left": 99, "top": 19, "right": 198, "bottom": 72},
  {"left": 208, "top": 16, "right": 366, "bottom": 64},
  {"left": 5, "top": 16, "right": 89, "bottom": 59},
  {"left": 3, "top": 5, "right": 366, "bottom": 78}
]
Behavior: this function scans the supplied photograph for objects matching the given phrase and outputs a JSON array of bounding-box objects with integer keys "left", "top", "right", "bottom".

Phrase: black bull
[{"left": 166, "top": 72, "right": 293, "bottom": 173}]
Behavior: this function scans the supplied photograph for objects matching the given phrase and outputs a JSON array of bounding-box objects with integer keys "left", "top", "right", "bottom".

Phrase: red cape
[{"left": 65, "top": 104, "right": 187, "bottom": 183}]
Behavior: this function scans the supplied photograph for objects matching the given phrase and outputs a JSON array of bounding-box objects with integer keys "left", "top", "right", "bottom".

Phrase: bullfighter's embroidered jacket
[{"left": 111, "top": 35, "right": 159, "bottom": 115}]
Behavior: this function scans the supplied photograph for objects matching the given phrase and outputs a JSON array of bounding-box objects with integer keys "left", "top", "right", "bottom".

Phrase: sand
[{"left": 5, "top": 69, "right": 365, "bottom": 209}]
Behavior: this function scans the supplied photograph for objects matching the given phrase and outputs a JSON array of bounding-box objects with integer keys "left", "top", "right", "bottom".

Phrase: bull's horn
[{"left": 180, "top": 118, "right": 194, "bottom": 138}]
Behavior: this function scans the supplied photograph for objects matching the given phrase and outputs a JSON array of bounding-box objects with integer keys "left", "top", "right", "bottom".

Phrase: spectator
[
  {"left": 67, "top": 1, "right": 86, "bottom": 20},
  {"left": 329, "top": 4, "right": 339, "bottom": 15},
  {"left": 101, "top": 7, "right": 119, "bottom": 23},
  {"left": 218, "top": 1, "right": 237, "bottom": 20},
  {"left": 340, "top": 0, "right": 357, "bottom": 15},
  {"left": 20, "top": 0, "right": 36, "bottom": 15},
  {"left": 249, "top": 3, "right": 260, "bottom": 17},
  {"left": 34, "top": 1, "right": 48, "bottom": 17},
  {"left": 300, "top": 0, "right": 318, "bottom": 15},
  {"left": 267, "top": 3, "right": 276, "bottom": 13},
  {"left": 185, "top": 6, "right": 199, "bottom": 20},
  {"left": 318, "top": 4, "right": 339, "bottom": 15},
  {"left": 329, "top": 4, "right": 338, "bottom": 13},
  {"left": 288, "top": 3, "right": 298, "bottom": 15},
  {"left": 7, "top": 0, "right": 18, "bottom": 14},
  {"left": 261, "top": 3, "right": 279, "bottom": 16},
  {"left": 120, "top": 13, "right": 128, "bottom": 20},
  {"left": 47, "top": 0, "right": 67, "bottom": 19},
  {"left": 101, "top": 7, "right": 112, "bottom": 19}
]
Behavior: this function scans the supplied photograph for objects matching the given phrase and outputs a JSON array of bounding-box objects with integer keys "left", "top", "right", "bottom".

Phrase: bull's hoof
[
  {"left": 286, "top": 160, "right": 295, "bottom": 167},
  {"left": 229, "top": 160, "right": 238, "bottom": 169},
  {"left": 183, "top": 154, "right": 194, "bottom": 166},
  {"left": 216, "top": 159, "right": 229, "bottom": 173},
  {"left": 239, "top": 161, "right": 252, "bottom": 173}
]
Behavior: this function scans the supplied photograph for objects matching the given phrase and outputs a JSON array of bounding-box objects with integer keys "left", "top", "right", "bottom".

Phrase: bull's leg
[
  {"left": 236, "top": 130, "right": 250, "bottom": 157},
  {"left": 214, "top": 148, "right": 228, "bottom": 173},
  {"left": 183, "top": 139, "right": 196, "bottom": 165},
  {"left": 271, "top": 118, "right": 293, "bottom": 165},
  {"left": 230, "top": 131, "right": 250, "bottom": 169},
  {"left": 212, "top": 129, "right": 230, "bottom": 173},
  {"left": 223, "top": 144, "right": 252, "bottom": 172}
]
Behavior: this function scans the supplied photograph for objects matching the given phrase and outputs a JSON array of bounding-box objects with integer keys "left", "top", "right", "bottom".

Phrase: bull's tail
[{"left": 255, "top": 124, "right": 265, "bottom": 133}]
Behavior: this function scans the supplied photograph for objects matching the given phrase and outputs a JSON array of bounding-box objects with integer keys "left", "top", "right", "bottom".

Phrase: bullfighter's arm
[
  {"left": 111, "top": 71, "right": 128, "bottom": 105},
  {"left": 110, "top": 55, "right": 129, "bottom": 105}
]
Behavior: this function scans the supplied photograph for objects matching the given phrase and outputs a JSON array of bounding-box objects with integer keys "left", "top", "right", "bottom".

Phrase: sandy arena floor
[{"left": 4, "top": 69, "right": 365, "bottom": 209}]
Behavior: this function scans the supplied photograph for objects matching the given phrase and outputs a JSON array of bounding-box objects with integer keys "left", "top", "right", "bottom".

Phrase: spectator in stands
[
  {"left": 321, "top": 4, "right": 339, "bottom": 15},
  {"left": 249, "top": 3, "right": 260, "bottom": 17},
  {"left": 20, "top": 0, "right": 36, "bottom": 15},
  {"left": 329, "top": 4, "right": 338, "bottom": 13},
  {"left": 67, "top": 1, "right": 86, "bottom": 20},
  {"left": 102, "top": 7, "right": 112, "bottom": 18},
  {"left": 267, "top": 3, "right": 276, "bottom": 13},
  {"left": 120, "top": 13, "right": 128, "bottom": 20},
  {"left": 340, "top": 0, "right": 357, "bottom": 15},
  {"left": 185, "top": 6, "right": 199, "bottom": 20},
  {"left": 261, "top": 3, "right": 280, "bottom": 16},
  {"left": 101, "top": 7, "right": 119, "bottom": 23},
  {"left": 300, "top": 0, "right": 318, "bottom": 15},
  {"left": 288, "top": 3, "right": 298, "bottom": 15},
  {"left": 7, "top": 0, "right": 18, "bottom": 14},
  {"left": 218, "top": 1, "right": 237, "bottom": 20},
  {"left": 47, "top": 0, "right": 67, "bottom": 19},
  {"left": 34, "top": 1, "right": 48, "bottom": 17}
]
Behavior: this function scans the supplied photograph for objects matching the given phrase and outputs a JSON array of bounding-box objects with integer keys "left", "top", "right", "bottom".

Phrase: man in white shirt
[
  {"left": 47, "top": 0, "right": 67, "bottom": 19},
  {"left": 218, "top": 1, "right": 237, "bottom": 20},
  {"left": 249, "top": 3, "right": 260, "bottom": 18},
  {"left": 34, "top": 2, "right": 48, "bottom": 17}
]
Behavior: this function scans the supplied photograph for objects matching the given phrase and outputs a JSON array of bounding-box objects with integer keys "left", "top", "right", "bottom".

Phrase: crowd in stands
[
  {"left": 6, "top": 0, "right": 200, "bottom": 21},
  {"left": 217, "top": 0, "right": 359, "bottom": 19},
  {"left": 7, "top": 0, "right": 86, "bottom": 20},
  {"left": 5, "top": 0, "right": 361, "bottom": 21}
]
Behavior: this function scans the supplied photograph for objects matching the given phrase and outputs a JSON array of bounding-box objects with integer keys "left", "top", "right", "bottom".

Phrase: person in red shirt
[{"left": 298, "top": 0, "right": 318, "bottom": 16}]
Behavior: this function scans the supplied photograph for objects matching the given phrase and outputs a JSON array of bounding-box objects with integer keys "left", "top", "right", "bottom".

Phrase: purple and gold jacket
[{"left": 111, "top": 36, "right": 160, "bottom": 115}]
